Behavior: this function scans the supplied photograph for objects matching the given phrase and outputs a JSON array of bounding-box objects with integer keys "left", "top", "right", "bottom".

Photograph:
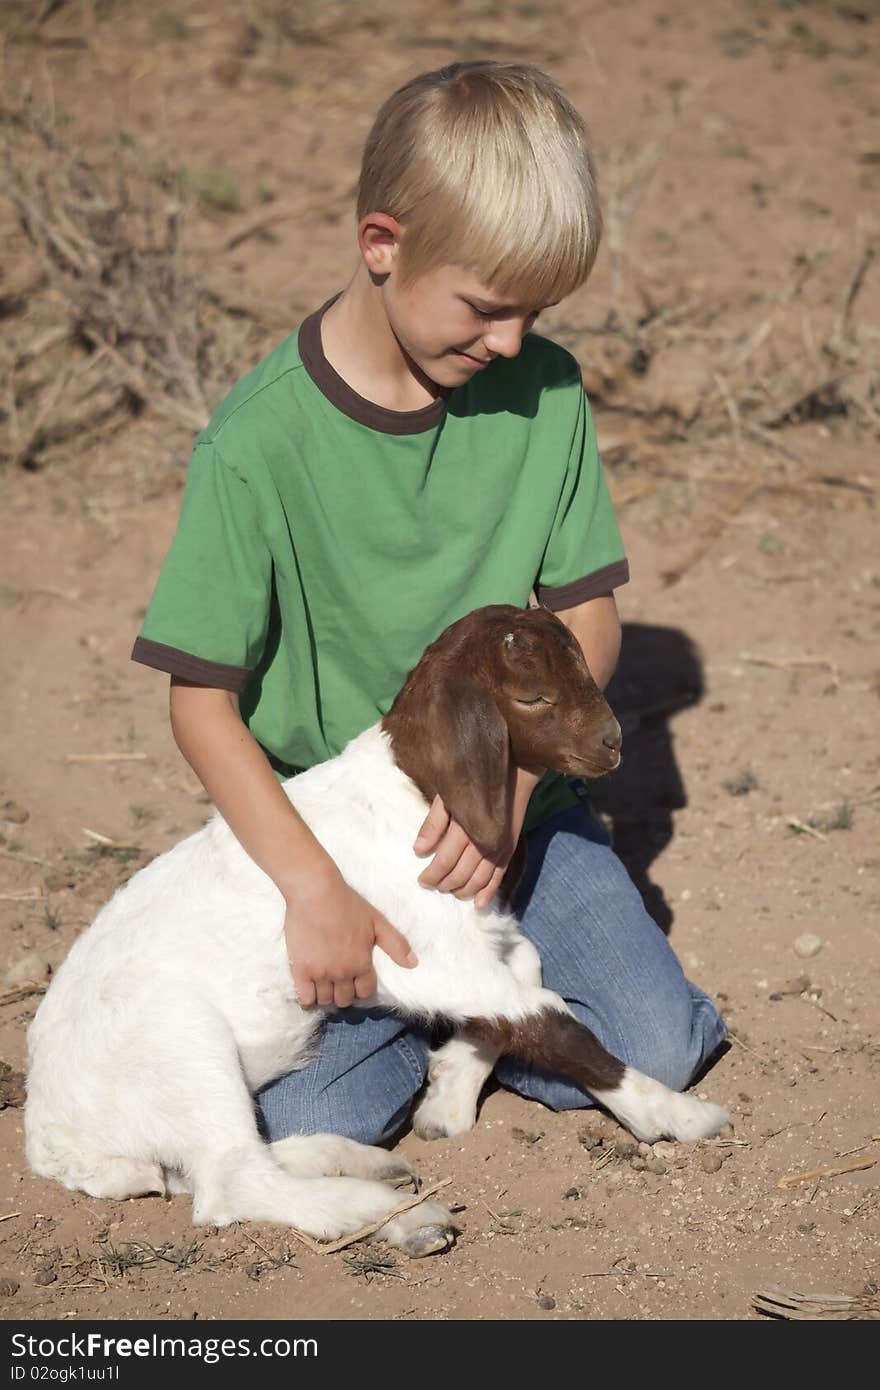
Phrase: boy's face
[{"left": 382, "top": 263, "right": 547, "bottom": 389}]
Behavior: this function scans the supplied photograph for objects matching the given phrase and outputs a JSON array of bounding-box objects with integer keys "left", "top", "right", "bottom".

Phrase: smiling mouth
[{"left": 453, "top": 350, "right": 491, "bottom": 366}]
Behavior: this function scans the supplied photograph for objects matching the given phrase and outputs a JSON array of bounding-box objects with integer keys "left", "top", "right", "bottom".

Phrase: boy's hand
[
  {"left": 284, "top": 869, "right": 417, "bottom": 1009},
  {"left": 413, "top": 797, "right": 510, "bottom": 908},
  {"left": 414, "top": 765, "right": 540, "bottom": 908}
]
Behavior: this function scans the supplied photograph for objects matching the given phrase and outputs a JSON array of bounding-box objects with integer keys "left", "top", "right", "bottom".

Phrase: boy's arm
[
  {"left": 169, "top": 679, "right": 416, "bottom": 1007},
  {"left": 554, "top": 591, "right": 622, "bottom": 690},
  {"left": 415, "top": 592, "right": 622, "bottom": 905}
]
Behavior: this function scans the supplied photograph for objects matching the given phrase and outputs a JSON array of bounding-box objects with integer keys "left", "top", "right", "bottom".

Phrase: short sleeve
[
  {"left": 535, "top": 388, "right": 629, "bottom": 611},
  {"left": 131, "top": 442, "right": 272, "bottom": 692}
]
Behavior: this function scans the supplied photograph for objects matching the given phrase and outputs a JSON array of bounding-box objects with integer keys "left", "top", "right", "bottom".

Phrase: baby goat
[{"left": 26, "top": 606, "right": 728, "bottom": 1257}]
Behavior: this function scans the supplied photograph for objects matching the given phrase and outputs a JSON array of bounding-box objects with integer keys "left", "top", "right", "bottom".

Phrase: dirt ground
[{"left": 1, "top": 0, "right": 878, "bottom": 1322}]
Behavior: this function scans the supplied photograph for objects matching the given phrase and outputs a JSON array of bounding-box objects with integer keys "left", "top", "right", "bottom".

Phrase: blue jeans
[{"left": 257, "top": 803, "right": 727, "bottom": 1145}]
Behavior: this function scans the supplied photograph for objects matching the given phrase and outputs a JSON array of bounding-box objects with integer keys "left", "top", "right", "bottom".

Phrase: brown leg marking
[{"left": 466, "top": 1009, "right": 626, "bottom": 1094}]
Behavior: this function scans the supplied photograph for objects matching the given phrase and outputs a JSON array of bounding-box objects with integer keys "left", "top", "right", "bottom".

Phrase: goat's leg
[
  {"left": 269, "top": 1133, "right": 416, "bottom": 1187},
  {"left": 466, "top": 1004, "right": 728, "bottom": 1143},
  {"left": 413, "top": 937, "right": 543, "bottom": 1140},
  {"left": 380, "top": 958, "right": 728, "bottom": 1143}
]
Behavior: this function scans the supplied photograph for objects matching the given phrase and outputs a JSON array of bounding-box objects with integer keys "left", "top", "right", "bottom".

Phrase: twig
[
  {"left": 285, "top": 1178, "right": 453, "bottom": 1255},
  {"left": 778, "top": 1155, "right": 876, "bottom": 1189},
  {"left": 0, "top": 889, "right": 44, "bottom": 901},
  {"left": 785, "top": 817, "right": 828, "bottom": 843},
  {"left": 81, "top": 828, "right": 142, "bottom": 850},
  {"left": 833, "top": 242, "right": 875, "bottom": 348},
  {"left": 0, "top": 1212, "right": 21, "bottom": 1224},
  {"left": 837, "top": 1140, "right": 878, "bottom": 1159},
  {"left": 739, "top": 652, "right": 840, "bottom": 679},
  {"left": 754, "top": 1285, "right": 880, "bottom": 1320},
  {"left": 0, "top": 985, "right": 47, "bottom": 1006}
]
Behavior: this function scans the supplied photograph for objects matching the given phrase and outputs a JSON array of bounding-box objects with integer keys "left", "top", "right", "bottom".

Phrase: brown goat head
[{"left": 382, "top": 605, "right": 622, "bottom": 856}]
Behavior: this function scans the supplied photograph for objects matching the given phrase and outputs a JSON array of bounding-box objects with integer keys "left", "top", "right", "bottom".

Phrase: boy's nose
[{"left": 484, "top": 320, "right": 527, "bottom": 359}]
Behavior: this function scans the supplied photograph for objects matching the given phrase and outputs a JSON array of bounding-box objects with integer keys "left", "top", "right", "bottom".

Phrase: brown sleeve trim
[
  {"left": 536, "top": 559, "right": 630, "bottom": 612},
  {"left": 131, "top": 637, "right": 252, "bottom": 694}
]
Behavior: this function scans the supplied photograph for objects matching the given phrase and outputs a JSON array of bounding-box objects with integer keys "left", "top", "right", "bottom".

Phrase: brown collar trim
[{"left": 298, "top": 296, "right": 448, "bottom": 436}]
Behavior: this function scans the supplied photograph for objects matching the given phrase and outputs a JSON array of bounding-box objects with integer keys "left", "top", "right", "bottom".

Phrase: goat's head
[{"left": 382, "top": 605, "right": 622, "bottom": 856}]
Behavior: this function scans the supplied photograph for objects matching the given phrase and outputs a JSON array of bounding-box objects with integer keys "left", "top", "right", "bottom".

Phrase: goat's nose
[{"left": 601, "top": 717, "right": 622, "bottom": 752}]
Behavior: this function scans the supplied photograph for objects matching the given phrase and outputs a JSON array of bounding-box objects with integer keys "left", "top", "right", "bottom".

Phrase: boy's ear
[{"left": 358, "top": 213, "right": 402, "bottom": 276}]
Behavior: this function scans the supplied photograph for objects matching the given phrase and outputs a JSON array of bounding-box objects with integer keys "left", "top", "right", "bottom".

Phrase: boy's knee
[{"left": 622, "top": 989, "right": 727, "bottom": 1093}]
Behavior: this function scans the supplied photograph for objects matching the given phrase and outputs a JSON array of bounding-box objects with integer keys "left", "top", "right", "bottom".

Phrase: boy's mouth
[{"left": 451, "top": 349, "right": 492, "bottom": 367}]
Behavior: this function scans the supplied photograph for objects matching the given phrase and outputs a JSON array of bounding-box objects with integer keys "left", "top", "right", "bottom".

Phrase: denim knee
[
  {"left": 615, "top": 983, "right": 728, "bottom": 1093},
  {"left": 255, "top": 1014, "right": 430, "bottom": 1147}
]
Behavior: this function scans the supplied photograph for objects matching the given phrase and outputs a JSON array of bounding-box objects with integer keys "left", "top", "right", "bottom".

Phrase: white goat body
[{"left": 27, "top": 608, "right": 729, "bottom": 1256}]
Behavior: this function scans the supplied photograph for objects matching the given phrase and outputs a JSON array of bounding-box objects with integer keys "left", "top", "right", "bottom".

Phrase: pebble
[
  {"left": 576, "top": 1127, "right": 603, "bottom": 1151},
  {"left": 652, "top": 1141, "right": 676, "bottom": 1163},
  {"left": 538, "top": 1295, "right": 556, "bottom": 1311},
  {"left": 646, "top": 1157, "right": 668, "bottom": 1176},
  {"left": 562, "top": 1187, "right": 580, "bottom": 1200},
  {"left": 701, "top": 1150, "right": 724, "bottom": 1173},
  {"left": 3, "top": 952, "right": 51, "bottom": 988},
  {"left": 719, "top": 1122, "right": 736, "bottom": 1139},
  {"left": 614, "top": 1138, "right": 638, "bottom": 1158},
  {"left": 33, "top": 1268, "right": 57, "bottom": 1286},
  {"left": 793, "top": 933, "right": 823, "bottom": 959},
  {"left": 637, "top": 1142, "right": 652, "bottom": 1157},
  {"left": 0, "top": 1279, "right": 19, "bottom": 1297},
  {"left": 1, "top": 801, "right": 29, "bottom": 825},
  {"left": 630, "top": 1156, "right": 647, "bottom": 1172}
]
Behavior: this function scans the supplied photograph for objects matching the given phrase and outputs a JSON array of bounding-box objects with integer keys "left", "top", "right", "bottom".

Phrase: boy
[{"left": 132, "top": 61, "right": 726, "bottom": 1146}]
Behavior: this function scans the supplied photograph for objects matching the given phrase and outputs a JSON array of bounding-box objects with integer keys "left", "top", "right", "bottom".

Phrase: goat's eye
[{"left": 514, "top": 695, "right": 550, "bottom": 707}]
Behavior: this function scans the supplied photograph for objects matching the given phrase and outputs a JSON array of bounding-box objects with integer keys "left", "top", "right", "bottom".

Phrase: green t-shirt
[{"left": 132, "top": 298, "right": 629, "bottom": 830}]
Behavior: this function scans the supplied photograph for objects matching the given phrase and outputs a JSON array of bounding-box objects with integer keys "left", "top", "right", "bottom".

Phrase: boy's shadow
[{"left": 586, "top": 623, "right": 704, "bottom": 936}]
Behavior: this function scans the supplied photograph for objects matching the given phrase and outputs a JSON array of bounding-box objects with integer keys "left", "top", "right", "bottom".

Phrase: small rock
[
  {"left": 563, "top": 1187, "right": 580, "bottom": 1200},
  {"left": 33, "top": 1268, "right": 57, "bottom": 1286},
  {"left": 701, "top": 1150, "right": 724, "bottom": 1173},
  {"left": 793, "top": 933, "right": 823, "bottom": 959},
  {"left": 614, "top": 1138, "right": 638, "bottom": 1159},
  {"left": 511, "top": 1126, "right": 543, "bottom": 1145},
  {"left": 0, "top": 1278, "right": 19, "bottom": 1297},
  {"left": 576, "top": 1126, "right": 603, "bottom": 1151},
  {"left": 538, "top": 1295, "right": 556, "bottom": 1311},
  {"left": 3, "top": 952, "right": 51, "bottom": 988},
  {"left": 637, "top": 1142, "right": 651, "bottom": 1157},
  {"left": 630, "top": 1156, "right": 647, "bottom": 1172},
  {"left": 652, "top": 1141, "right": 676, "bottom": 1163},
  {"left": 1, "top": 801, "right": 29, "bottom": 825},
  {"left": 719, "top": 1122, "right": 736, "bottom": 1140},
  {"left": 646, "top": 1157, "right": 668, "bottom": 1176}
]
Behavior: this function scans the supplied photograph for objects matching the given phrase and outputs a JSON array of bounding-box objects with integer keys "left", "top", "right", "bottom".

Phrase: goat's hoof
[
  {"left": 387, "top": 1164, "right": 419, "bottom": 1191},
  {"left": 412, "top": 1100, "right": 476, "bottom": 1141},
  {"left": 400, "top": 1223, "right": 456, "bottom": 1259},
  {"left": 413, "top": 1119, "right": 450, "bottom": 1141}
]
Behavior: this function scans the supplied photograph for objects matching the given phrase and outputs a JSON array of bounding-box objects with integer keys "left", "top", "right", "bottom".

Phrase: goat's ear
[{"left": 427, "top": 681, "right": 510, "bottom": 857}]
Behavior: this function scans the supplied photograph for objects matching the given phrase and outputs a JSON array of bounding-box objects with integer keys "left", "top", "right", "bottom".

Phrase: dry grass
[{"left": 0, "top": 101, "right": 265, "bottom": 470}]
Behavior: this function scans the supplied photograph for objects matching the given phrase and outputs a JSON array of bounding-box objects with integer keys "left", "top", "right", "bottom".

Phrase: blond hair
[{"left": 357, "top": 61, "right": 601, "bottom": 305}]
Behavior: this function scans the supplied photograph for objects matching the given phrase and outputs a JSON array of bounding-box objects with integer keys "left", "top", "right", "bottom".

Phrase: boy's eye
[{"left": 467, "top": 303, "right": 542, "bottom": 326}]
